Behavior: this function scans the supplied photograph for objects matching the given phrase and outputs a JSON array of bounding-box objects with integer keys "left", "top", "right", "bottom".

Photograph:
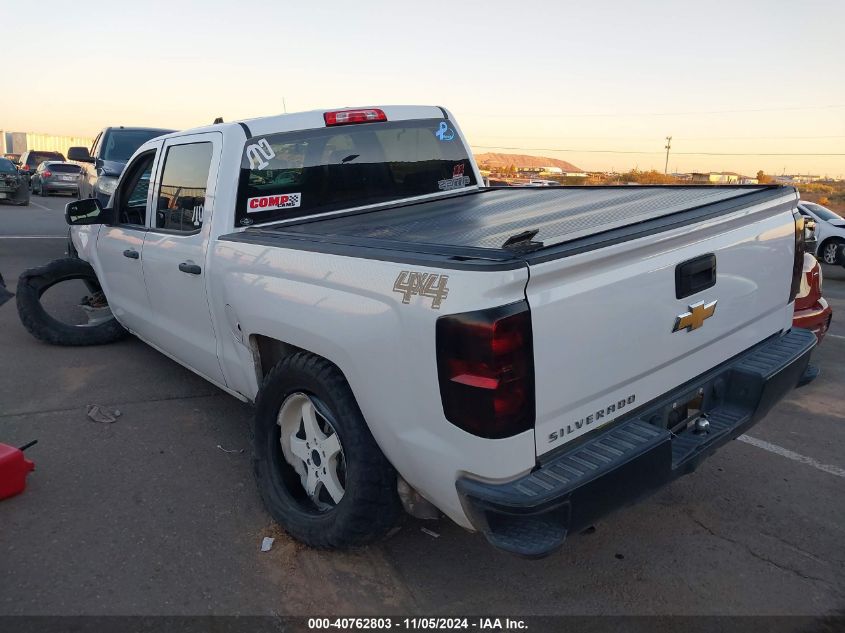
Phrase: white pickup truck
[{"left": 56, "top": 105, "right": 815, "bottom": 557}]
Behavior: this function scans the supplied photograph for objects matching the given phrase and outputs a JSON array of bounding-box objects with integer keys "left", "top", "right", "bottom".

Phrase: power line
[
  {"left": 471, "top": 145, "right": 845, "bottom": 157},
  {"left": 470, "top": 134, "right": 845, "bottom": 141},
  {"left": 466, "top": 104, "right": 845, "bottom": 119}
]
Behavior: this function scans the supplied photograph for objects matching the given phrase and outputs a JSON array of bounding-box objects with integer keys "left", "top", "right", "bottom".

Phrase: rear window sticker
[
  {"left": 246, "top": 138, "right": 276, "bottom": 170},
  {"left": 434, "top": 121, "right": 455, "bottom": 141},
  {"left": 438, "top": 163, "right": 470, "bottom": 191},
  {"left": 247, "top": 193, "right": 302, "bottom": 213}
]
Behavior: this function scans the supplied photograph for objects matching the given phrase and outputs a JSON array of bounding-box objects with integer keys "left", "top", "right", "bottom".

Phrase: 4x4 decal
[{"left": 393, "top": 271, "right": 449, "bottom": 309}]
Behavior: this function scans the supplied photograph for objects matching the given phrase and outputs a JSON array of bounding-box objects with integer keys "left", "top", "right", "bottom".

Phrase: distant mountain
[{"left": 474, "top": 152, "right": 583, "bottom": 172}]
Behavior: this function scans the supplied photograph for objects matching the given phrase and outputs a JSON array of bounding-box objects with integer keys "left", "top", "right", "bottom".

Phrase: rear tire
[
  {"left": 253, "top": 352, "right": 401, "bottom": 549},
  {"left": 16, "top": 257, "right": 129, "bottom": 346}
]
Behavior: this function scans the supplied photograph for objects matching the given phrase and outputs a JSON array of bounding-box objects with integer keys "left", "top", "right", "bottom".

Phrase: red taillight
[
  {"left": 324, "top": 108, "right": 387, "bottom": 126},
  {"left": 43, "top": 171, "right": 52, "bottom": 178},
  {"left": 436, "top": 301, "right": 535, "bottom": 439},
  {"left": 790, "top": 210, "right": 805, "bottom": 303},
  {"left": 21, "top": 165, "right": 29, "bottom": 171}
]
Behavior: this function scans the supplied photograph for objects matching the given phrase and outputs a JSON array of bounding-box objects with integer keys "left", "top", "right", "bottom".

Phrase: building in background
[
  {"left": 691, "top": 172, "right": 757, "bottom": 185},
  {"left": 774, "top": 174, "right": 823, "bottom": 184},
  {"left": 1, "top": 131, "right": 93, "bottom": 159}
]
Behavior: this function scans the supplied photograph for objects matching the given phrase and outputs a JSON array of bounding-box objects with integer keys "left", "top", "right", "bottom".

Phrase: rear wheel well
[
  {"left": 819, "top": 236, "right": 844, "bottom": 248},
  {"left": 249, "top": 334, "right": 307, "bottom": 385}
]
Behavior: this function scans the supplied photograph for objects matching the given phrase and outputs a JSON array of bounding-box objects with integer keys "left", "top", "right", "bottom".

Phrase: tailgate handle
[{"left": 675, "top": 254, "right": 716, "bottom": 299}]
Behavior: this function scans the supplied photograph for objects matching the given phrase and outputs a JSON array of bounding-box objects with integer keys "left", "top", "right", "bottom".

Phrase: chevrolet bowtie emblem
[{"left": 673, "top": 300, "right": 717, "bottom": 332}]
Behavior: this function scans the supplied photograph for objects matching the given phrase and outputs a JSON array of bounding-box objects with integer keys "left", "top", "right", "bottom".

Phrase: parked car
[
  {"left": 0, "top": 157, "right": 29, "bottom": 206},
  {"left": 2, "top": 153, "right": 21, "bottom": 165},
  {"left": 45, "top": 105, "right": 814, "bottom": 557},
  {"left": 793, "top": 253, "right": 832, "bottom": 344},
  {"left": 18, "top": 150, "right": 65, "bottom": 184},
  {"left": 68, "top": 126, "right": 174, "bottom": 206},
  {"left": 31, "top": 161, "right": 82, "bottom": 197},
  {"left": 798, "top": 201, "right": 845, "bottom": 266}
]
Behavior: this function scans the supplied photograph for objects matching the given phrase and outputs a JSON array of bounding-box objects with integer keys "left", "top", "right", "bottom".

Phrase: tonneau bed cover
[{"left": 224, "top": 185, "right": 795, "bottom": 269}]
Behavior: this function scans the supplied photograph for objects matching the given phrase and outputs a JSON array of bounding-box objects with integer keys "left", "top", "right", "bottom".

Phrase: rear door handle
[
  {"left": 123, "top": 249, "right": 139, "bottom": 259},
  {"left": 179, "top": 262, "right": 201, "bottom": 275}
]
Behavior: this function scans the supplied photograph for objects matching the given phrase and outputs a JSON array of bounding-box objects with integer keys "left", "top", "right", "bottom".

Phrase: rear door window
[
  {"left": 154, "top": 142, "right": 213, "bottom": 233},
  {"left": 235, "top": 118, "right": 476, "bottom": 226}
]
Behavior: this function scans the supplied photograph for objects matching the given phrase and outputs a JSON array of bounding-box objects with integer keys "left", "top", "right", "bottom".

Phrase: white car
[
  {"left": 798, "top": 201, "right": 845, "bottom": 265},
  {"left": 51, "top": 105, "right": 814, "bottom": 558}
]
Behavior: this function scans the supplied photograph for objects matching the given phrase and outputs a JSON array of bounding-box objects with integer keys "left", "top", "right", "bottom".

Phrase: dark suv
[
  {"left": 68, "top": 126, "right": 174, "bottom": 205},
  {"left": 0, "top": 157, "right": 29, "bottom": 206},
  {"left": 18, "top": 150, "right": 65, "bottom": 183}
]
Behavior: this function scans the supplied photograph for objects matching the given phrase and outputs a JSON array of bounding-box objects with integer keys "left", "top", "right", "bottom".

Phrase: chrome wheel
[
  {"left": 277, "top": 392, "right": 346, "bottom": 511},
  {"left": 822, "top": 242, "right": 840, "bottom": 265}
]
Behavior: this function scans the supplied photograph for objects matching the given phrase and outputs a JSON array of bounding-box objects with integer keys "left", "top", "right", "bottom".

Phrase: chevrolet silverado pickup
[{"left": 55, "top": 105, "right": 815, "bottom": 557}]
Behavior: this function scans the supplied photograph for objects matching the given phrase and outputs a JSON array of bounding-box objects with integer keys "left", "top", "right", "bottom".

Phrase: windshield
[
  {"left": 103, "top": 129, "right": 170, "bottom": 162},
  {"left": 0, "top": 158, "right": 16, "bottom": 173},
  {"left": 235, "top": 118, "right": 476, "bottom": 226},
  {"left": 803, "top": 203, "right": 841, "bottom": 222}
]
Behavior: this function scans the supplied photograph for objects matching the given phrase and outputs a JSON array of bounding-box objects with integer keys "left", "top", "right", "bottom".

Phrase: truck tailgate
[{"left": 527, "top": 187, "right": 799, "bottom": 456}]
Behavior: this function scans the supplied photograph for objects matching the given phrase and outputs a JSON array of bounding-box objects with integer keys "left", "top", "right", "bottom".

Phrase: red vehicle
[{"left": 793, "top": 253, "right": 832, "bottom": 344}]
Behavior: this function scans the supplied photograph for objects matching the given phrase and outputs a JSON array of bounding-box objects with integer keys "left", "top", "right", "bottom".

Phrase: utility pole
[{"left": 664, "top": 136, "right": 672, "bottom": 174}]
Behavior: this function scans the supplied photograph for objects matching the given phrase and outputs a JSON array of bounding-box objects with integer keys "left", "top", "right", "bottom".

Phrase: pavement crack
[
  {"left": 758, "top": 528, "right": 844, "bottom": 569},
  {"left": 0, "top": 391, "right": 231, "bottom": 420},
  {"left": 690, "top": 517, "right": 835, "bottom": 588}
]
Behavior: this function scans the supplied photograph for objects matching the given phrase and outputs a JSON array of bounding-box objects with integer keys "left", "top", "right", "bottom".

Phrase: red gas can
[{"left": 0, "top": 442, "right": 35, "bottom": 500}]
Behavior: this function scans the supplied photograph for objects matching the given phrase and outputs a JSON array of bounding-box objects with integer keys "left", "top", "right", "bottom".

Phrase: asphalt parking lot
[{"left": 1, "top": 195, "right": 844, "bottom": 619}]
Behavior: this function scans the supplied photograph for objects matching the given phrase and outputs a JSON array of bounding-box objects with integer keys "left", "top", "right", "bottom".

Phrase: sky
[{"left": 2, "top": 0, "right": 844, "bottom": 177}]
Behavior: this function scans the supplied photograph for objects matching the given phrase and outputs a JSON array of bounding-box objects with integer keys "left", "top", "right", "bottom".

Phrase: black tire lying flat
[
  {"left": 16, "top": 257, "right": 129, "bottom": 346},
  {"left": 254, "top": 352, "right": 401, "bottom": 549}
]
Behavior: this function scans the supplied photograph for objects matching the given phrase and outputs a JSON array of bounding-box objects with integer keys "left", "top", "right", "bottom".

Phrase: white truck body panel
[{"left": 210, "top": 243, "right": 534, "bottom": 527}]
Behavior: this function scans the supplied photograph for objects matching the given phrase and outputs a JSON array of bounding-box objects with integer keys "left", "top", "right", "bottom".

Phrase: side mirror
[
  {"left": 67, "top": 146, "right": 95, "bottom": 163},
  {"left": 66, "top": 198, "right": 114, "bottom": 225}
]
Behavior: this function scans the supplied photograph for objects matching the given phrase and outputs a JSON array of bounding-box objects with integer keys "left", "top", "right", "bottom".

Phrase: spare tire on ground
[{"left": 16, "top": 257, "right": 129, "bottom": 346}]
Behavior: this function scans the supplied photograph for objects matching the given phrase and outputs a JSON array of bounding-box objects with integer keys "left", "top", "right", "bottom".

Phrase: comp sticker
[
  {"left": 438, "top": 163, "right": 470, "bottom": 191},
  {"left": 247, "top": 193, "right": 302, "bottom": 212}
]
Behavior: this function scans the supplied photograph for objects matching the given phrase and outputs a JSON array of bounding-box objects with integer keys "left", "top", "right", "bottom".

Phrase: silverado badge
[
  {"left": 393, "top": 271, "right": 449, "bottom": 309},
  {"left": 673, "top": 300, "right": 717, "bottom": 332}
]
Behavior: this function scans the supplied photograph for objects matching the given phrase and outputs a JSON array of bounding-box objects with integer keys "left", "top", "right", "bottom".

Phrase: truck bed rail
[{"left": 220, "top": 185, "right": 795, "bottom": 270}]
